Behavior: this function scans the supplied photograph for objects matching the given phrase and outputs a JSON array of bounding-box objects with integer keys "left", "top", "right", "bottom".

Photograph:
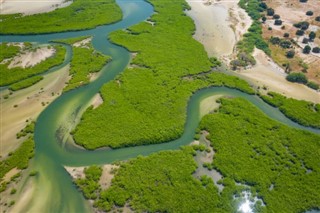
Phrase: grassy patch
[
  {"left": 260, "top": 92, "right": 320, "bottom": 128},
  {"left": 0, "top": 43, "right": 20, "bottom": 61},
  {"left": 9, "top": 76, "right": 43, "bottom": 91},
  {"left": 0, "top": 0, "right": 122, "bottom": 34},
  {"left": 0, "top": 137, "right": 35, "bottom": 179},
  {"left": 72, "top": 0, "right": 254, "bottom": 149}
]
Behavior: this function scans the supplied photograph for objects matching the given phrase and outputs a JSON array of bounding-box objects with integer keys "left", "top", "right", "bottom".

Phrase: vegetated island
[
  {"left": 0, "top": 42, "right": 66, "bottom": 89},
  {"left": 72, "top": 0, "right": 255, "bottom": 150},
  {"left": 55, "top": 36, "right": 111, "bottom": 92},
  {"left": 0, "top": 0, "right": 122, "bottom": 34}
]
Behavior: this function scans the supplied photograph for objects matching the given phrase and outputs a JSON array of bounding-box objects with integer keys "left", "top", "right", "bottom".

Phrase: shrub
[
  {"left": 279, "top": 40, "right": 291, "bottom": 48},
  {"left": 273, "top": 14, "right": 280, "bottom": 19},
  {"left": 309, "top": 31, "right": 316, "bottom": 41},
  {"left": 316, "top": 16, "right": 320, "bottom": 22},
  {"left": 283, "top": 33, "right": 289, "bottom": 38},
  {"left": 286, "top": 72, "right": 308, "bottom": 84},
  {"left": 262, "top": 16, "right": 267, "bottom": 22},
  {"left": 296, "top": 30, "right": 304, "bottom": 36},
  {"left": 303, "top": 45, "right": 311, "bottom": 54},
  {"left": 299, "top": 0, "right": 307, "bottom": 2},
  {"left": 307, "top": 81, "right": 319, "bottom": 90},
  {"left": 306, "top": 11, "right": 313, "bottom": 16},
  {"left": 267, "top": 8, "right": 275, "bottom": 16},
  {"left": 274, "top": 19, "right": 282, "bottom": 25},
  {"left": 286, "top": 50, "right": 295, "bottom": 58},
  {"left": 312, "top": 47, "right": 320, "bottom": 53}
]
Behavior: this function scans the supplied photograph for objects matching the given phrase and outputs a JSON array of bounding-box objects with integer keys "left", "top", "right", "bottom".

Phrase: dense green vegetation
[
  {"left": 73, "top": 0, "right": 254, "bottom": 149},
  {"left": 0, "top": 45, "right": 66, "bottom": 86},
  {"left": 0, "top": 43, "right": 20, "bottom": 61},
  {"left": 260, "top": 92, "right": 320, "bottom": 128},
  {"left": 0, "top": 138, "right": 35, "bottom": 179},
  {"left": 57, "top": 38, "right": 110, "bottom": 92},
  {"left": 75, "top": 165, "right": 102, "bottom": 200},
  {"left": 0, "top": 0, "right": 121, "bottom": 34},
  {"left": 231, "top": 0, "right": 270, "bottom": 69},
  {"left": 9, "top": 76, "right": 43, "bottom": 91},
  {"left": 286, "top": 72, "right": 319, "bottom": 91},
  {"left": 200, "top": 98, "right": 320, "bottom": 212}
]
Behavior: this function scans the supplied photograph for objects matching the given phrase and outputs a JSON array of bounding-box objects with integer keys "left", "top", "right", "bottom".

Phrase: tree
[
  {"left": 274, "top": 20, "right": 282, "bottom": 25},
  {"left": 267, "top": 8, "right": 275, "bottom": 16},
  {"left": 283, "top": 33, "right": 289, "bottom": 38},
  {"left": 273, "top": 14, "right": 280, "bottom": 19},
  {"left": 316, "top": 16, "right": 320, "bottom": 22},
  {"left": 286, "top": 50, "right": 295, "bottom": 58},
  {"left": 306, "top": 11, "right": 313, "bottom": 16},
  {"left": 286, "top": 72, "right": 308, "bottom": 84},
  {"left": 303, "top": 45, "right": 311, "bottom": 54},
  {"left": 296, "top": 30, "right": 304, "bottom": 36},
  {"left": 262, "top": 16, "right": 267, "bottom": 22},
  {"left": 309, "top": 31, "right": 316, "bottom": 41}
]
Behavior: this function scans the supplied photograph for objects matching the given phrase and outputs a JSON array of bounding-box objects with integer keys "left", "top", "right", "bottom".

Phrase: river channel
[{"left": 1, "top": 0, "right": 319, "bottom": 212}]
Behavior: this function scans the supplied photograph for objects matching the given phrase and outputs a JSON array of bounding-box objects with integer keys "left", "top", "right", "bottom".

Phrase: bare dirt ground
[
  {"left": 8, "top": 46, "right": 56, "bottom": 69},
  {"left": 263, "top": 0, "right": 320, "bottom": 83},
  {"left": 0, "top": 0, "right": 72, "bottom": 15}
]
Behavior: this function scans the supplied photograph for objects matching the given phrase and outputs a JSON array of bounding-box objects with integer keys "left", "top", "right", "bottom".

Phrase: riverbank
[
  {"left": 0, "top": 65, "right": 69, "bottom": 157},
  {"left": 186, "top": 0, "right": 320, "bottom": 103}
]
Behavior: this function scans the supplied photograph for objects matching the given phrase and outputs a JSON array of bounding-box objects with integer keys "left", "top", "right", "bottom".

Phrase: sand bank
[
  {"left": 240, "top": 49, "right": 320, "bottom": 103},
  {"left": 8, "top": 46, "right": 56, "bottom": 69},
  {"left": 65, "top": 164, "right": 119, "bottom": 190},
  {"left": 0, "top": 0, "right": 72, "bottom": 15},
  {"left": 186, "top": 0, "right": 236, "bottom": 57},
  {"left": 90, "top": 93, "right": 103, "bottom": 109},
  {"left": 0, "top": 65, "right": 69, "bottom": 157},
  {"left": 199, "top": 94, "right": 222, "bottom": 118}
]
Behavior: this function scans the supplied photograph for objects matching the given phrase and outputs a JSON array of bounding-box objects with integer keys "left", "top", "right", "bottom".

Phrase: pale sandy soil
[
  {"left": 0, "top": 65, "right": 69, "bottom": 157},
  {"left": 199, "top": 94, "right": 222, "bottom": 118},
  {"left": 90, "top": 93, "right": 103, "bottom": 109},
  {"left": 2, "top": 167, "right": 20, "bottom": 182},
  {"left": 240, "top": 49, "right": 320, "bottom": 103},
  {"left": 65, "top": 164, "right": 119, "bottom": 189},
  {"left": 0, "top": 0, "right": 72, "bottom": 15},
  {"left": 99, "top": 164, "right": 119, "bottom": 190},
  {"left": 8, "top": 46, "right": 55, "bottom": 69},
  {"left": 6, "top": 177, "right": 35, "bottom": 213},
  {"left": 65, "top": 164, "right": 119, "bottom": 190},
  {"left": 186, "top": 0, "right": 237, "bottom": 57},
  {"left": 73, "top": 37, "right": 92, "bottom": 48}
]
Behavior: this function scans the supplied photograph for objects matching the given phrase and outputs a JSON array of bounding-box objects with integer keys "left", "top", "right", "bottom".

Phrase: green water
[{"left": 1, "top": 0, "right": 319, "bottom": 212}]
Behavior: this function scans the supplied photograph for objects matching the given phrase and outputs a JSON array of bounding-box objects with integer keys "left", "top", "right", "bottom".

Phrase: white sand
[
  {"left": 8, "top": 46, "right": 55, "bottom": 69},
  {"left": 90, "top": 93, "right": 103, "bottom": 109},
  {"left": 73, "top": 37, "right": 92, "bottom": 48},
  {"left": 0, "top": 0, "right": 72, "bottom": 15},
  {"left": 0, "top": 65, "right": 69, "bottom": 157}
]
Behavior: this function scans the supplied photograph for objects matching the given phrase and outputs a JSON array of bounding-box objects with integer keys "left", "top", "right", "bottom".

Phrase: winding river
[{"left": 1, "top": 0, "right": 319, "bottom": 212}]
